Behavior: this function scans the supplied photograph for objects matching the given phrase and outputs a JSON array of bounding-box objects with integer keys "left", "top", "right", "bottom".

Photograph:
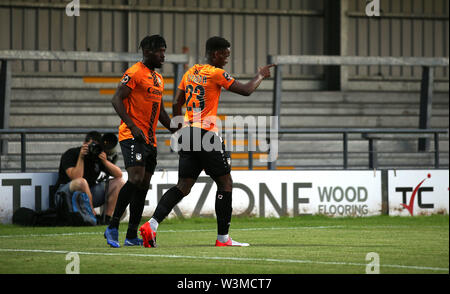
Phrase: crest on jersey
[{"left": 121, "top": 74, "right": 130, "bottom": 84}]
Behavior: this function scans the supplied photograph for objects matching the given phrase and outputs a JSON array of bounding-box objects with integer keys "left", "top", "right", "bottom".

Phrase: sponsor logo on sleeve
[{"left": 121, "top": 74, "right": 130, "bottom": 85}]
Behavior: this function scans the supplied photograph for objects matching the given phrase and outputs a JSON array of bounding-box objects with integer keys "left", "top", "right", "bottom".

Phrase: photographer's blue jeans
[{"left": 56, "top": 181, "right": 106, "bottom": 208}]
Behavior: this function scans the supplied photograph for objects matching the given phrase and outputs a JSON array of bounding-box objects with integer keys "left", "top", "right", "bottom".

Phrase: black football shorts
[
  {"left": 120, "top": 138, "right": 157, "bottom": 174},
  {"left": 177, "top": 127, "right": 231, "bottom": 179}
]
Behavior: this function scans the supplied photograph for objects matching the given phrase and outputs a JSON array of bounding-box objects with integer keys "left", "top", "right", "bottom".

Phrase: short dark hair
[
  {"left": 84, "top": 131, "right": 102, "bottom": 144},
  {"left": 139, "top": 35, "right": 167, "bottom": 52},
  {"left": 205, "top": 36, "right": 231, "bottom": 56}
]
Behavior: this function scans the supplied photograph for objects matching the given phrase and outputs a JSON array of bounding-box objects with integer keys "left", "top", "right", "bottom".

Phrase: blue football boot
[
  {"left": 124, "top": 237, "right": 144, "bottom": 247},
  {"left": 104, "top": 227, "right": 120, "bottom": 248}
]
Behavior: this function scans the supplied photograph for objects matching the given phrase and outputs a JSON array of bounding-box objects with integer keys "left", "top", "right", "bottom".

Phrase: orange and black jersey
[
  {"left": 178, "top": 64, "right": 235, "bottom": 133},
  {"left": 118, "top": 62, "right": 164, "bottom": 147}
]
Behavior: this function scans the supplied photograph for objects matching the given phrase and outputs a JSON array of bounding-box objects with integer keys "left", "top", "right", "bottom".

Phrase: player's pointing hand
[{"left": 258, "top": 64, "right": 276, "bottom": 79}]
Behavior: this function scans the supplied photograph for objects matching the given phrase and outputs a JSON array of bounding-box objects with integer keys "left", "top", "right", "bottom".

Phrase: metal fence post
[
  {"left": 248, "top": 131, "right": 253, "bottom": 170},
  {"left": 368, "top": 138, "right": 378, "bottom": 169},
  {"left": 340, "top": 0, "right": 349, "bottom": 91},
  {"left": 434, "top": 132, "right": 440, "bottom": 169},
  {"left": 268, "top": 55, "right": 281, "bottom": 171},
  {"left": 266, "top": 137, "right": 274, "bottom": 170},
  {"left": 20, "top": 133, "right": 26, "bottom": 172},
  {"left": 418, "top": 66, "right": 434, "bottom": 152},
  {"left": 343, "top": 132, "right": 348, "bottom": 169},
  {"left": 0, "top": 59, "right": 12, "bottom": 155},
  {"left": 173, "top": 63, "right": 184, "bottom": 101},
  {"left": 381, "top": 170, "right": 389, "bottom": 215},
  {"left": 269, "top": 56, "right": 282, "bottom": 127}
]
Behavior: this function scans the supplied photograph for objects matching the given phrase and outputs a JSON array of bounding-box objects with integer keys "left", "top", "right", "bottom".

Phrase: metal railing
[
  {"left": 0, "top": 50, "right": 188, "bottom": 129},
  {"left": 268, "top": 55, "right": 449, "bottom": 152},
  {"left": 264, "top": 128, "right": 448, "bottom": 170},
  {"left": 0, "top": 50, "right": 189, "bottom": 155},
  {"left": 0, "top": 128, "right": 447, "bottom": 173},
  {"left": 0, "top": 51, "right": 449, "bottom": 172}
]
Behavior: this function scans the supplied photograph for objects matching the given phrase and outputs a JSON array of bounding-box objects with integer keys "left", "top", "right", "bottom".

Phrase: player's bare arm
[
  {"left": 172, "top": 88, "right": 187, "bottom": 129},
  {"left": 111, "top": 84, "right": 147, "bottom": 142},
  {"left": 158, "top": 99, "right": 178, "bottom": 133},
  {"left": 98, "top": 152, "right": 123, "bottom": 179},
  {"left": 228, "top": 64, "right": 275, "bottom": 96},
  {"left": 65, "top": 142, "right": 88, "bottom": 180}
]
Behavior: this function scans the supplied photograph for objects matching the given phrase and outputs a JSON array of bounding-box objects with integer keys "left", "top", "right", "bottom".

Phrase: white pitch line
[
  {"left": 0, "top": 248, "right": 447, "bottom": 272},
  {"left": 0, "top": 232, "right": 101, "bottom": 238},
  {"left": 0, "top": 225, "right": 343, "bottom": 239}
]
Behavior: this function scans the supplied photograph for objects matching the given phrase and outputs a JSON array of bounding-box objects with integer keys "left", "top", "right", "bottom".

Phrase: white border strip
[{"left": 0, "top": 248, "right": 447, "bottom": 272}]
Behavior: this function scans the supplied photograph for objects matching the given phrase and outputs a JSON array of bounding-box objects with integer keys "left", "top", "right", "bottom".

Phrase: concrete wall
[
  {"left": 0, "top": 0, "right": 448, "bottom": 80},
  {"left": 347, "top": 0, "right": 449, "bottom": 80}
]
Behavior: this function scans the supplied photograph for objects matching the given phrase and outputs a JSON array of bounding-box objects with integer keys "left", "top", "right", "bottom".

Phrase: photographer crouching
[{"left": 54, "top": 131, "right": 125, "bottom": 225}]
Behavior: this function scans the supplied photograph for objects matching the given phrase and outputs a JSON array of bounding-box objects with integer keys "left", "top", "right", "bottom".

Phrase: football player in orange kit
[
  {"left": 140, "top": 36, "right": 274, "bottom": 247},
  {"left": 104, "top": 35, "right": 175, "bottom": 248}
]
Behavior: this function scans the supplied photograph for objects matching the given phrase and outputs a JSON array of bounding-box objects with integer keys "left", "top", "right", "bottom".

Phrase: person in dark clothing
[{"left": 55, "top": 131, "right": 125, "bottom": 224}]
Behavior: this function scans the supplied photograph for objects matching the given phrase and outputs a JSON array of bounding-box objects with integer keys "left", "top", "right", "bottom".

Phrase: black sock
[
  {"left": 152, "top": 186, "right": 185, "bottom": 223},
  {"left": 126, "top": 187, "right": 148, "bottom": 239},
  {"left": 109, "top": 181, "right": 138, "bottom": 229},
  {"left": 104, "top": 215, "right": 111, "bottom": 225},
  {"left": 215, "top": 191, "right": 232, "bottom": 235}
]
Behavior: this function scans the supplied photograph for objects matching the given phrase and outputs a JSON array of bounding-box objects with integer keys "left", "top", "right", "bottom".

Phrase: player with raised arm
[
  {"left": 104, "top": 35, "right": 174, "bottom": 248},
  {"left": 139, "top": 36, "right": 274, "bottom": 247}
]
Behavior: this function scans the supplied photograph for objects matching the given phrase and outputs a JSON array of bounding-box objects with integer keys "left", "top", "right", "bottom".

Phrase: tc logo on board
[{"left": 396, "top": 174, "right": 434, "bottom": 216}]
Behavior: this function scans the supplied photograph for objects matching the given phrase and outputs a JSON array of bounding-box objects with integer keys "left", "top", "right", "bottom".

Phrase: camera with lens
[
  {"left": 86, "top": 133, "right": 118, "bottom": 164},
  {"left": 88, "top": 142, "right": 103, "bottom": 157}
]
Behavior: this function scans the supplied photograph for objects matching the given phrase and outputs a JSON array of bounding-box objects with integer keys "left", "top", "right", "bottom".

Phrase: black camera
[{"left": 88, "top": 142, "right": 103, "bottom": 157}]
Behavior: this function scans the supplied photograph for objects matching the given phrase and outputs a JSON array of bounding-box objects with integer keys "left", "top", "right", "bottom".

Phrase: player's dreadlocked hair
[
  {"left": 205, "top": 36, "right": 231, "bottom": 57},
  {"left": 139, "top": 35, "right": 167, "bottom": 52}
]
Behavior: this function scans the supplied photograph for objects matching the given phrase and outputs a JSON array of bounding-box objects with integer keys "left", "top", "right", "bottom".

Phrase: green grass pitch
[{"left": 0, "top": 215, "right": 448, "bottom": 274}]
